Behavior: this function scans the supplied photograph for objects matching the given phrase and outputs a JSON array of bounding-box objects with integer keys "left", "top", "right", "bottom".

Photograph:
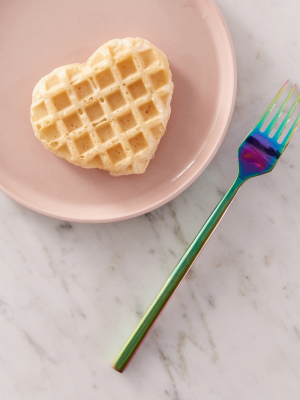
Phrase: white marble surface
[{"left": 1, "top": 0, "right": 300, "bottom": 399}]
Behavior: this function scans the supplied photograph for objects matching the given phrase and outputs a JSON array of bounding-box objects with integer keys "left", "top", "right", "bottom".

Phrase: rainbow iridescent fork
[{"left": 113, "top": 82, "right": 300, "bottom": 373}]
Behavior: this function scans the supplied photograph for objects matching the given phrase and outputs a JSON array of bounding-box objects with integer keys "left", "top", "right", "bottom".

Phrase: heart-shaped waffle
[{"left": 30, "top": 38, "right": 173, "bottom": 176}]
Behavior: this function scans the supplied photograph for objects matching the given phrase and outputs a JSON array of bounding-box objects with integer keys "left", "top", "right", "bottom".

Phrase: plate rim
[{"left": 0, "top": 0, "right": 236, "bottom": 223}]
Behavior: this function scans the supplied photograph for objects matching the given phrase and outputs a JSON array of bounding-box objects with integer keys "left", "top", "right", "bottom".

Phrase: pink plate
[{"left": 0, "top": 0, "right": 236, "bottom": 223}]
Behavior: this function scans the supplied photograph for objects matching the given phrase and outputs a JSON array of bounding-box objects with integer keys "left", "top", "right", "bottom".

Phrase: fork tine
[
  {"left": 280, "top": 112, "right": 300, "bottom": 148},
  {"left": 273, "top": 94, "right": 300, "bottom": 141},
  {"left": 256, "top": 80, "right": 289, "bottom": 131},
  {"left": 265, "top": 85, "right": 296, "bottom": 134}
]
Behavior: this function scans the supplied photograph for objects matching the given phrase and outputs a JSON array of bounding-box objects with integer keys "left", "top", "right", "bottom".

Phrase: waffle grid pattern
[{"left": 31, "top": 38, "right": 173, "bottom": 175}]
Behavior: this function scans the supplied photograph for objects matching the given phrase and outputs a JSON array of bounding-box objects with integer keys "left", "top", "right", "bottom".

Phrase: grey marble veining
[{"left": 1, "top": 0, "right": 300, "bottom": 399}]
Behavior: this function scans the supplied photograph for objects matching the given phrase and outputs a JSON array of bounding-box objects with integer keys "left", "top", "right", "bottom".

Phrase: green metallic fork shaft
[{"left": 113, "top": 176, "right": 244, "bottom": 372}]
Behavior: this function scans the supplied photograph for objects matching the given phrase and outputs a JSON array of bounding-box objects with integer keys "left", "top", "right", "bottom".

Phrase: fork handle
[{"left": 112, "top": 176, "right": 244, "bottom": 372}]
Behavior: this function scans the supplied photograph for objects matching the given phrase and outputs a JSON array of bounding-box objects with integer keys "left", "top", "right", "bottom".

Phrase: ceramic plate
[{"left": 0, "top": 0, "right": 236, "bottom": 222}]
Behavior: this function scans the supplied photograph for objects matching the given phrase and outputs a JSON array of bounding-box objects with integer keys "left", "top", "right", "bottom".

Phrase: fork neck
[
  {"left": 233, "top": 173, "right": 247, "bottom": 186},
  {"left": 233, "top": 174, "right": 246, "bottom": 188},
  {"left": 190, "top": 174, "right": 244, "bottom": 254}
]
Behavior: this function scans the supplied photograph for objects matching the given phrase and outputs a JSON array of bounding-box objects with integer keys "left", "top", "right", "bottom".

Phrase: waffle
[{"left": 30, "top": 38, "right": 174, "bottom": 176}]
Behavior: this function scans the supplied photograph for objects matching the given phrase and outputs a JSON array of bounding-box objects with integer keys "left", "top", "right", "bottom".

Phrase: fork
[{"left": 113, "top": 81, "right": 300, "bottom": 372}]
